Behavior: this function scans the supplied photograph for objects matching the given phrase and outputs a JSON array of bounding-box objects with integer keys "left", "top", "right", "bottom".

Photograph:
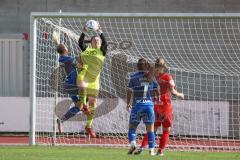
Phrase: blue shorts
[
  {"left": 129, "top": 104, "right": 154, "bottom": 125},
  {"left": 64, "top": 82, "right": 80, "bottom": 103},
  {"left": 70, "top": 95, "right": 81, "bottom": 103},
  {"left": 64, "top": 82, "right": 78, "bottom": 95}
]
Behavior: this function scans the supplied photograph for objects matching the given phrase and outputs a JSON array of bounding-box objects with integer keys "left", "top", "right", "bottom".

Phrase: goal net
[{"left": 30, "top": 13, "right": 240, "bottom": 151}]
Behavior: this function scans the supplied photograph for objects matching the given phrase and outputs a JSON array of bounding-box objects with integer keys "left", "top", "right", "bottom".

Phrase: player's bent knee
[
  {"left": 129, "top": 124, "right": 138, "bottom": 130},
  {"left": 75, "top": 101, "right": 83, "bottom": 109},
  {"left": 146, "top": 124, "right": 154, "bottom": 132},
  {"left": 88, "top": 97, "right": 96, "bottom": 105}
]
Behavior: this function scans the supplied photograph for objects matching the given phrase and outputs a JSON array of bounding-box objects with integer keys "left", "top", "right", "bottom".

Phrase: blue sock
[
  {"left": 128, "top": 128, "right": 136, "bottom": 143},
  {"left": 148, "top": 131, "right": 155, "bottom": 149},
  {"left": 61, "top": 106, "right": 80, "bottom": 121}
]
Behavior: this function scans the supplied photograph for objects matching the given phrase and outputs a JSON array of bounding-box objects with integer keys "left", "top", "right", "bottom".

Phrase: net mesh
[{"left": 33, "top": 15, "right": 240, "bottom": 151}]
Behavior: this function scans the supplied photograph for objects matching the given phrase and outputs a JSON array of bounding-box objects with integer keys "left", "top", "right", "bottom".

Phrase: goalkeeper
[
  {"left": 77, "top": 22, "right": 108, "bottom": 138},
  {"left": 52, "top": 33, "right": 90, "bottom": 134}
]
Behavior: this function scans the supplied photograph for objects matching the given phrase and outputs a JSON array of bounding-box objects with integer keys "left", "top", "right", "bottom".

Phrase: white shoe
[
  {"left": 157, "top": 149, "right": 164, "bottom": 156},
  {"left": 149, "top": 149, "right": 155, "bottom": 156}
]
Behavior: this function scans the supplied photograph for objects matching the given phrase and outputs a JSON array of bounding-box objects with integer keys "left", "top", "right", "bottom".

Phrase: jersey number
[{"left": 141, "top": 82, "right": 149, "bottom": 98}]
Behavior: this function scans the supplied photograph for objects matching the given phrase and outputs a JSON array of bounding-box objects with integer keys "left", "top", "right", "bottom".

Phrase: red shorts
[{"left": 154, "top": 104, "right": 172, "bottom": 128}]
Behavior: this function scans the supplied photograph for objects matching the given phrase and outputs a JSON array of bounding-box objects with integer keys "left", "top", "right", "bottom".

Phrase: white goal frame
[{"left": 30, "top": 12, "right": 240, "bottom": 149}]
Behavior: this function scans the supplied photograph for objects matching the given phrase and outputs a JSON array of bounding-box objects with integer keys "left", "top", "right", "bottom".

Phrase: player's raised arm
[
  {"left": 78, "top": 27, "right": 88, "bottom": 51},
  {"left": 52, "top": 31, "right": 60, "bottom": 45},
  {"left": 97, "top": 26, "right": 108, "bottom": 56}
]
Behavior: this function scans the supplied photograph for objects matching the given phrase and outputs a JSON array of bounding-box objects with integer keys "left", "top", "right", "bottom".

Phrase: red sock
[
  {"left": 159, "top": 130, "right": 170, "bottom": 150},
  {"left": 141, "top": 133, "right": 148, "bottom": 148}
]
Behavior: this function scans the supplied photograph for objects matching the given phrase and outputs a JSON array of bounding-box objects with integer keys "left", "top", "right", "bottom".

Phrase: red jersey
[{"left": 155, "top": 72, "right": 175, "bottom": 107}]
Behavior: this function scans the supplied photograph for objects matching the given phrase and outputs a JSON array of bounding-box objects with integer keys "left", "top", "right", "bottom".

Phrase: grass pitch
[{"left": 0, "top": 146, "right": 239, "bottom": 160}]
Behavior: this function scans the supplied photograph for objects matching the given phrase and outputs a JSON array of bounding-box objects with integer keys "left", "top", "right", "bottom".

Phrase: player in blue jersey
[
  {"left": 52, "top": 33, "right": 90, "bottom": 134},
  {"left": 127, "top": 58, "right": 158, "bottom": 156}
]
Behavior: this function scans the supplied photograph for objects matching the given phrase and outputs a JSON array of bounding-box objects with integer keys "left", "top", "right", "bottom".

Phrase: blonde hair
[{"left": 155, "top": 57, "right": 167, "bottom": 68}]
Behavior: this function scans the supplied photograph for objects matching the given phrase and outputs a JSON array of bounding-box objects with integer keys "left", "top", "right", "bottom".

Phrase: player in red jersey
[{"left": 134, "top": 57, "right": 184, "bottom": 156}]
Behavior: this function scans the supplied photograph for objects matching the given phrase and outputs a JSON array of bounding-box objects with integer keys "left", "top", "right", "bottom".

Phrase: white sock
[
  {"left": 130, "top": 141, "right": 136, "bottom": 147},
  {"left": 149, "top": 148, "right": 154, "bottom": 152}
]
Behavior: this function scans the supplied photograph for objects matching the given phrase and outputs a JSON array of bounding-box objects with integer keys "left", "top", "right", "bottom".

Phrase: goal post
[
  {"left": 30, "top": 12, "right": 240, "bottom": 151},
  {"left": 29, "top": 14, "right": 37, "bottom": 146}
]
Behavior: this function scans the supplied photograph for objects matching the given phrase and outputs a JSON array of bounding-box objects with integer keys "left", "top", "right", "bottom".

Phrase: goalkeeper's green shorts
[{"left": 77, "top": 67, "right": 100, "bottom": 97}]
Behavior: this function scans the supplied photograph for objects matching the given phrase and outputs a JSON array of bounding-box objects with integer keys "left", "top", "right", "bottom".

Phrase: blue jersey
[
  {"left": 59, "top": 55, "right": 77, "bottom": 85},
  {"left": 128, "top": 71, "right": 158, "bottom": 106}
]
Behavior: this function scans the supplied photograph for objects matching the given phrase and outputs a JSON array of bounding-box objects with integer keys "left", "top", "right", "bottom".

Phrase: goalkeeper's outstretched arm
[
  {"left": 78, "top": 32, "right": 87, "bottom": 51},
  {"left": 98, "top": 29, "right": 108, "bottom": 56}
]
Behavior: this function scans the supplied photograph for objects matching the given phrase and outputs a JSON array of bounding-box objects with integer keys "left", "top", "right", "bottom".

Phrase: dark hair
[
  {"left": 137, "top": 58, "right": 148, "bottom": 70},
  {"left": 57, "top": 44, "right": 66, "bottom": 55},
  {"left": 137, "top": 58, "right": 154, "bottom": 81}
]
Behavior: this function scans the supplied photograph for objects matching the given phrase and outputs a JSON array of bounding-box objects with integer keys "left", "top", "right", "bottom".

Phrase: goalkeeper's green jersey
[{"left": 80, "top": 47, "right": 105, "bottom": 82}]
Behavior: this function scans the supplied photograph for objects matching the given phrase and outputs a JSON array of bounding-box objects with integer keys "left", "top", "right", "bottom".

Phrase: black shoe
[{"left": 128, "top": 145, "right": 136, "bottom": 154}]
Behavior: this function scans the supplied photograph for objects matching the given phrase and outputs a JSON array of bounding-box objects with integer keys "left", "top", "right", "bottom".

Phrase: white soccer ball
[{"left": 85, "top": 20, "right": 99, "bottom": 31}]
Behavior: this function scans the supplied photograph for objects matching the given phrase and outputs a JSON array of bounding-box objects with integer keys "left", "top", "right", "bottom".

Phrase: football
[{"left": 85, "top": 20, "right": 99, "bottom": 31}]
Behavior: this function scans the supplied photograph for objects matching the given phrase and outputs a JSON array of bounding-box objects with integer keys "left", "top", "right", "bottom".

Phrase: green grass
[{"left": 0, "top": 146, "right": 239, "bottom": 160}]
